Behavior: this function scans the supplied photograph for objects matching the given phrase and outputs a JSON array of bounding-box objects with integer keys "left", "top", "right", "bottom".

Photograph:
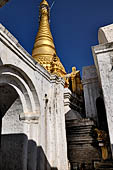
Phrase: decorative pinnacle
[
  {"left": 32, "top": 0, "right": 66, "bottom": 77},
  {"left": 40, "top": 0, "right": 49, "bottom": 7}
]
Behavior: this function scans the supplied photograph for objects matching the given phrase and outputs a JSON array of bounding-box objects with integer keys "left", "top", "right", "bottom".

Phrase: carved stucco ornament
[{"left": 95, "top": 128, "right": 109, "bottom": 160}]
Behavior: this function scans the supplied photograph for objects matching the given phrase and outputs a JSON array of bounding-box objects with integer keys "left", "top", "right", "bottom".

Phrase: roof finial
[
  {"left": 40, "top": 0, "right": 49, "bottom": 7},
  {"left": 32, "top": 0, "right": 66, "bottom": 77}
]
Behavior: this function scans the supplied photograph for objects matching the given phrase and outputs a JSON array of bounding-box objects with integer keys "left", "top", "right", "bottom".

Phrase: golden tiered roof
[{"left": 32, "top": 0, "right": 66, "bottom": 77}]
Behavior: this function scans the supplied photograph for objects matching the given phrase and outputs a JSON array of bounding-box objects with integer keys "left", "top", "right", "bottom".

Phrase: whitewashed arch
[{"left": 0, "top": 64, "right": 41, "bottom": 120}]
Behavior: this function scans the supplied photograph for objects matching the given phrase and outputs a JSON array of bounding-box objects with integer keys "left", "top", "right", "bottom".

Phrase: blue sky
[{"left": 0, "top": 0, "right": 113, "bottom": 73}]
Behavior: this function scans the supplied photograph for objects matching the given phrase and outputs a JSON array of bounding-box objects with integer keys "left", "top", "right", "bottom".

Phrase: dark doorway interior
[{"left": 96, "top": 97, "right": 108, "bottom": 131}]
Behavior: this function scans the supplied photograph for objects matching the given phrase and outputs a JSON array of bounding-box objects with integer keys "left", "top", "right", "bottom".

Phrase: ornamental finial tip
[{"left": 40, "top": 0, "right": 49, "bottom": 6}]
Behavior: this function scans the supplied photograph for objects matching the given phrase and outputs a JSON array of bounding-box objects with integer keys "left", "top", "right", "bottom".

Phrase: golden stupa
[{"left": 32, "top": 0, "right": 66, "bottom": 77}]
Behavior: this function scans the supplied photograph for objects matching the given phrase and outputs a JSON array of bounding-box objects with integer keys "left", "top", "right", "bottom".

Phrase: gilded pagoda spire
[{"left": 32, "top": 0, "right": 66, "bottom": 77}]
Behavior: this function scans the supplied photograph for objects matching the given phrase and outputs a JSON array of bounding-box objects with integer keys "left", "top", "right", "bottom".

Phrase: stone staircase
[
  {"left": 94, "top": 160, "right": 113, "bottom": 170},
  {"left": 71, "top": 161, "right": 113, "bottom": 170},
  {"left": 66, "top": 118, "right": 113, "bottom": 170},
  {"left": 66, "top": 118, "right": 101, "bottom": 170}
]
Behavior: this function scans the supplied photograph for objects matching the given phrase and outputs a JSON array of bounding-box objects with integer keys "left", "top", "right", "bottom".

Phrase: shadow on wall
[
  {"left": 0, "top": 119, "right": 1, "bottom": 147},
  {"left": 0, "top": 134, "right": 58, "bottom": 170},
  {"left": 96, "top": 97, "right": 108, "bottom": 131}
]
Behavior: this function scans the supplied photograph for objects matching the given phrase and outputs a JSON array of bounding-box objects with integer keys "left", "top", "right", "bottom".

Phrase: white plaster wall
[
  {"left": 0, "top": 24, "right": 69, "bottom": 170},
  {"left": 2, "top": 97, "right": 24, "bottom": 134},
  {"left": 98, "top": 24, "right": 113, "bottom": 44},
  {"left": 92, "top": 42, "right": 113, "bottom": 156},
  {"left": 95, "top": 52, "right": 113, "bottom": 137}
]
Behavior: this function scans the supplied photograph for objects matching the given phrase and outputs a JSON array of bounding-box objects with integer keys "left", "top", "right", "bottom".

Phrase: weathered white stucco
[
  {"left": 0, "top": 24, "right": 69, "bottom": 170},
  {"left": 98, "top": 24, "right": 113, "bottom": 44},
  {"left": 92, "top": 37, "right": 113, "bottom": 156}
]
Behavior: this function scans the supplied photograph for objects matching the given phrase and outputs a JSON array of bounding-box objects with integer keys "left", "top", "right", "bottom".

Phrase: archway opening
[
  {"left": 0, "top": 65, "right": 40, "bottom": 170},
  {"left": 96, "top": 97, "right": 108, "bottom": 131},
  {"left": 0, "top": 83, "right": 18, "bottom": 143},
  {"left": 0, "top": 84, "right": 18, "bottom": 117},
  {"left": 0, "top": 83, "right": 24, "bottom": 137},
  {"left": 0, "top": 83, "right": 26, "bottom": 170}
]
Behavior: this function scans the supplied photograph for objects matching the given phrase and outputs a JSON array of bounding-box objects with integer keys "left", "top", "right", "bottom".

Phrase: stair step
[
  {"left": 94, "top": 161, "right": 113, "bottom": 170},
  {"left": 96, "top": 169, "right": 113, "bottom": 170}
]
